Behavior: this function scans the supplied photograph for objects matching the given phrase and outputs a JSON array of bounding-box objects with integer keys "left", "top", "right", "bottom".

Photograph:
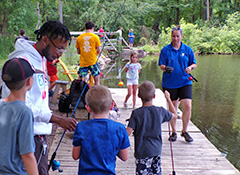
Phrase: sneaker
[
  {"left": 168, "top": 132, "right": 177, "bottom": 142},
  {"left": 181, "top": 132, "right": 193, "bottom": 142},
  {"left": 123, "top": 102, "right": 128, "bottom": 108}
]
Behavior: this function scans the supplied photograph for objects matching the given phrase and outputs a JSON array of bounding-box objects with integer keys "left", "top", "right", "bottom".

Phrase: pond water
[{"left": 101, "top": 54, "right": 240, "bottom": 171}]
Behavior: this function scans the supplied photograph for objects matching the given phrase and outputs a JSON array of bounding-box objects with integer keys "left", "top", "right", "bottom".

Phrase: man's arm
[
  {"left": 21, "top": 152, "right": 39, "bottom": 175},
  {"left": 96, "top": 46, "right": 101, "bottom": 55},
  {"left": 50, "top": 113, "right": 77, "bottom": 132},
  {"left": 77, "top": 48, "right": 80, "bottom": 55}
]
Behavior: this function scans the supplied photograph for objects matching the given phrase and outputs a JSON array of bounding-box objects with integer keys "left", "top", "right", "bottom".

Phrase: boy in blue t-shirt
[
  {"left": 0, "top": 57, "right": 38, "bottom": 175},
  {"left": 126, "top": 81, "right": 177, "bottom": 175},
  {"left": 128, "top": 28, "right": 135, "bottom": 47},
  {"left": 72, "top": 85, "right": 130, "bottom": 175}
]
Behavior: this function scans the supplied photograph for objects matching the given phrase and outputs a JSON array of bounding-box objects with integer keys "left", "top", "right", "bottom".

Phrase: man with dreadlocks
[{"left": 2, "top": 20, "right": 78, "bottom": 174}]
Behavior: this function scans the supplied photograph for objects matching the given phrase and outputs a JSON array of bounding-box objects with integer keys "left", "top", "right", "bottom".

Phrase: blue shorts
[
  {"left": 136, "top": 155, "right": 161, "bottom": 175},
  {"left": 78, "top": 62, "right": 100, "bottom": 77},
  {"left": 129, "top": 38, "right": 134, "bottom": 43},
  {"left": 163, "top": 85, "right": 192, "bottom": 101}
]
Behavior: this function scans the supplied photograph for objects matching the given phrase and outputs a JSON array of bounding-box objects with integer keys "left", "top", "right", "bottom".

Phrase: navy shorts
[
  {"left": 78, "top": 62, "right": 100, "bottom": 77},
  {"left": 163, "top": 85, "right": 192, "bottom": 101},
  {"left": 129, "top": 38, "right": 134, "bottom": 43}
]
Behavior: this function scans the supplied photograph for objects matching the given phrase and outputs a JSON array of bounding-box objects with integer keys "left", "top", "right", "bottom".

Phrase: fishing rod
[
  {"left": 189, "top": 73, "right": 198, "bottom": 82},
  {"left": 165, "top": 98, "right": 176, "bottom": 175},
  {"left": 168, "top": 122, "right": 176, "bottom": 175},
  {"left": 165, "top": 60, "right": 197, "bottom": 83},
  {"left": 172, "top": 58, "right": 198, "bottom": 83},
  {"left": 48, "top": 0, "right": 127, "bottom": 172}
]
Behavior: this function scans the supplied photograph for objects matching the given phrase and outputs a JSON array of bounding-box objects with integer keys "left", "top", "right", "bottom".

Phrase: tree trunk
[
  {"left": 36, "top": 2, "right": 41, "bottom": 29},
  {"left": 58, "top": 0, "right": 63, "bottom": 23},
  {"left": 176, "top": 0, "right": 180, "bottom": 25},
  {"left": 2, "top": 14, "right": 7, "bottom": 36},
  {"left": 206, "top": 0, "right": 210, "bottom": 21}
]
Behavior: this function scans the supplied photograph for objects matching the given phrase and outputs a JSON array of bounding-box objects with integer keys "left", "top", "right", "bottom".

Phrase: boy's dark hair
[
  {"left": 85, "top": 21, "right": 95, "bottom": 30},
  {"left": 6, "top": 79, "right": 28, "bottom": 90},
  {"left": 34, "top": 20, "right": 71, "bottom": 45},
  {"left": 19, "top": 29, "right": 25, "bottom": 36},
  {"left": 138, "top": 81, "right": 155, "bottom": 102}
]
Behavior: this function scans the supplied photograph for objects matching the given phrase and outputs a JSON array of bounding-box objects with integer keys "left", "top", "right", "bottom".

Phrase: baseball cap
[{"left": 2, "top": 57, "right": 35, "bottom": 83}]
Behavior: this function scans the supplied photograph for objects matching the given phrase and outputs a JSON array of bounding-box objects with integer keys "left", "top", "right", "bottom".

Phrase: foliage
[
  {"left": 138, "top": 44, "right": 159, "bottom": 55},
  {"left": 139, "top": 37, "right": 148, "bottom": 45},
  {"left": 1, "top": 0, "right": 240, "bottom": 59},
  {"left": 57, "top": 40, "right": 79, "bottom": 81},
  {"left": 157, "top": 13, "right": 240, "bottom": 55},
  {"left": 0, "top": 0, "right": 38, "bottom": 60}
]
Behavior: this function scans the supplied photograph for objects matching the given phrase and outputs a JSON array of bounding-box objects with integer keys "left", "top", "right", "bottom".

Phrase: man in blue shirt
[{"left": 158, "top": 26, "right": 197, "bottom": 142}]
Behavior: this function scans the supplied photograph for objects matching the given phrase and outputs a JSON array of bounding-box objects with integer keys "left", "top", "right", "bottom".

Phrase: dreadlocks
[{"left": 34, "top": 20, "right": 71, "bottom": 45}]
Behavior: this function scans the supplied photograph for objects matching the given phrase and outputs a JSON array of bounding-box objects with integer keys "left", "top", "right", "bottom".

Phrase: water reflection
[
  {"left": 101, "top": 54, "right": 240, "bottom": 171},
  {"left": 192, "top": 55, "right": 240, "bottom": 170}
]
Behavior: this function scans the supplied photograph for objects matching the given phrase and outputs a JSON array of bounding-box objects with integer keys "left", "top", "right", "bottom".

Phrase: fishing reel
[
  {"left": 52, "top": 160, "right": 63, "bottom": 173},
  {"left": 188, "top": 73, "right": 198, "bottom": 82}
]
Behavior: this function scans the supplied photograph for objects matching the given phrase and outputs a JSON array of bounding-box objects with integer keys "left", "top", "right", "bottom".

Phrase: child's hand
[{"left": 164, "top": 90, "right": 171, "bottom": 101}]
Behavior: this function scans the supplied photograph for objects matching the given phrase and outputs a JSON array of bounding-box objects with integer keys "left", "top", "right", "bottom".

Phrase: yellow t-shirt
[{"left": 76, "top": 32, "right": 101, "bottom": 67}]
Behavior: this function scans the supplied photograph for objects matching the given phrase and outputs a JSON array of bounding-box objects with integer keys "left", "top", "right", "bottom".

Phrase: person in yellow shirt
[{"left": 76, "top": 21, "right": 101, "bottom": 85}]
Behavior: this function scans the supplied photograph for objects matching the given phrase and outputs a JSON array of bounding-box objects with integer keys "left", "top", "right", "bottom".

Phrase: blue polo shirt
[{"left": 158, "top": 42, "right": 197, "bottom": 89}]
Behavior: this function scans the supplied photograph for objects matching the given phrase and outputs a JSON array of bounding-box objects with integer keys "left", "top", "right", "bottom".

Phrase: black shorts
[{"left": 163, "top": 85, "right": 192, "bottom": 101}]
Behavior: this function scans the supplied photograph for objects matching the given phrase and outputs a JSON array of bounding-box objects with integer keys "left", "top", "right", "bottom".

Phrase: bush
[
  {"left": 139, "top": 37, "right": 148, "bottom": 45},
  {"left": 157, "top": 17, "right": 240, "bottom": 55},
  {"left": 0, "top": 36, "right": 15, "bottom": 60}
]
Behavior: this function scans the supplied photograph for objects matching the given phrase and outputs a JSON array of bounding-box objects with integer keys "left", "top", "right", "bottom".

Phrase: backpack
[
  {"left": 58, "top": 91, "right": 71, "bottom": 113},
  {"left": 58, "top": 79, "right": 91, "bottom": 113}
]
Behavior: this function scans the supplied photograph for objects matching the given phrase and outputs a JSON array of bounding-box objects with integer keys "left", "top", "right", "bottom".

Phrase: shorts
[
  {"left": 136, "top": 155, "right": 161, "bottom": 175},
  {"left": 49, "top": 75, "right": 59, "bottom": 82},
  {"left": 129, "top": 38, "right": 134, "bottom": 44},
  {"left": 127, "top": 79, "right": 138, "bottom": 85},
  {"left": 78, "top": 62, "right": 100, "bottom": 77},
  {"left": 163, "top": 85, "right": 192, "bottom": 101}
]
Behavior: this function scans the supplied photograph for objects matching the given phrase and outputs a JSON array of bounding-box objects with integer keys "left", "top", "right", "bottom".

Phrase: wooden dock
[{"left": 48, "top": 88, "right": 240, "bottom": 175}]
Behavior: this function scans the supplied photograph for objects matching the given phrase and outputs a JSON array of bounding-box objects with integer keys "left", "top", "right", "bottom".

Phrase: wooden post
[{"left": 105, "top": 35, "right": 117, "bottom": 51}]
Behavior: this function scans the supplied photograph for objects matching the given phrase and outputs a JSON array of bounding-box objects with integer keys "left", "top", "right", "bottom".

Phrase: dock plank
[{"left": 49, "top": 88, "right": 240, "bottom": 175}]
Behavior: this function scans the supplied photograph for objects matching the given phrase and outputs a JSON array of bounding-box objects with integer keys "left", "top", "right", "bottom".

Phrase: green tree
[{"left": 0, "top": 0, "right": 38, "bottom": 59}]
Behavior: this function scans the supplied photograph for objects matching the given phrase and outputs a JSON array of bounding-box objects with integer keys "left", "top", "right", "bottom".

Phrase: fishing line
[
  {"left": 166, "top": 99, "right": 176, "bottom": 175},
  {"left": 48, "top": 0, "right": 127, "bottom": 171},
  {"left": 168, "top": 121, "right": 176, "bottom": 175}
]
